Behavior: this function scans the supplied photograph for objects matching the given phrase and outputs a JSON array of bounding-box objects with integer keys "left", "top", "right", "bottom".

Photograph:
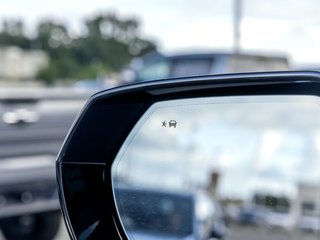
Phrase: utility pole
[{"left": 234, "top": 0, "right": 242, "bottom": 54}]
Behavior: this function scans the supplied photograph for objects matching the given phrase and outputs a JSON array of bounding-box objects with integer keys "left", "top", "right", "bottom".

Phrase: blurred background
[
  {"left": 0, "top": 0, "right": 319, "bottom": 88},
  {"left": 0, "top": 0, "right": 319, "bottom": 239}
]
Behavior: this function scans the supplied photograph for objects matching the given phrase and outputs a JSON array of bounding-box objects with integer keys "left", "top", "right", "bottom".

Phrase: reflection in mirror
[{"left": 112, "top": 95, "right": 320, "bottom": 240}]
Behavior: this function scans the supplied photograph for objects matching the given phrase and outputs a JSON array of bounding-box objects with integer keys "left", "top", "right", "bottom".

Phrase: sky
[
  {"left": 1, "top": 0, "right": 320, "bottom": 66},
  {"left": 113, "top": 95, "right": 320, "bottom": 200}
]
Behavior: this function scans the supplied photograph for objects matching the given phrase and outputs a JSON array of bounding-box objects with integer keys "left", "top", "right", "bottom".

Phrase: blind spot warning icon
[{"left": 169, "top": 120, "right": 177, "bottom": 128}]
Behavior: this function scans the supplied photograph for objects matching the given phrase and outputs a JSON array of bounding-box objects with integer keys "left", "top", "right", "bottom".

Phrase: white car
[
  {"left": 298, "top": 215, "right": 320, "bottom": 232},
  {"left": 265, "top": 211, "right": 296, "bottom": 231}
]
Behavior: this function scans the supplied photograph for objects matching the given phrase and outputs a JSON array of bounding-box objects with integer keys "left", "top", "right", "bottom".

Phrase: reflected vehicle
[
  {"left": 115, "top": 187, "right": 226, "bottom": 240},
  {"left": 265, "top": 209, "right": 296, "bottom": 231},
  {"left": 298, "top": 202, "right": 320, "bottom": 232},
  {"left": 257, "top": 195, "right": 296, "bottom": 230},
  {"left": 236, "top": 206, "right": 264, "bottom": 226},
  {"left": 116, "top": 188, "right": 195, "bottom": 240},
  {"left": 56, "top": 71, "right": 320, "bottom": 240},
  {"left": 298, "top": 215, "right": 320, "bottom": 233}
]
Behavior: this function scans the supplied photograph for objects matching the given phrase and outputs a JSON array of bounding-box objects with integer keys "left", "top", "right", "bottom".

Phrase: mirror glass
[{"left": 112, "top": 95, "right": 320, "bottom": 240}]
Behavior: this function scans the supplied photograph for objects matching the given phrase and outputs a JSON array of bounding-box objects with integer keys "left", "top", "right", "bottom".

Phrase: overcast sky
[
  {"left": 113, "top": 95, "right": 320, "bottom": 199},
  {"left": 1, "top": 0, "right": 320, "bottom": 66}
]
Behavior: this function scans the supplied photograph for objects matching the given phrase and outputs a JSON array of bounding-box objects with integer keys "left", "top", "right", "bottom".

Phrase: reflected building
[
  {"left": 0, "top": 46, "right": 49, "bottom": 83},
  {"left": 297, "top": 183, "right": 320, "bottom": 217}
]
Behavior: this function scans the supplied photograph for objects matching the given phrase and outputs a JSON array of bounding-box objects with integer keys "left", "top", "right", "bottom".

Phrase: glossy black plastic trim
[{"left": 56, "top": 71, "right": 320, "bottom": 240}]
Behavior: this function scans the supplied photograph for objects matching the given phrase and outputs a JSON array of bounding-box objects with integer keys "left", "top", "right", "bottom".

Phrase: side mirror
[{"left": 57, "top": 71, "right": 320, "bottom": 239}]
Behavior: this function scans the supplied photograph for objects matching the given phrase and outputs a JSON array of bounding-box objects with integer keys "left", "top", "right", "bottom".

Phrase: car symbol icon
[{"left": 169, "top": 120, "right": 177, "bottom": 128}]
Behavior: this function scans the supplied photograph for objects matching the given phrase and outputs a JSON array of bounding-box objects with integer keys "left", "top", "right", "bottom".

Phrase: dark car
[
  {"left": 237, "top": 207, "right": 264, "bottom": 226},
  {"left": 115, "top": 187, "right": 226, "bottom": 240},
  {"left": 121, "top": 51, "right": 289, "bottom": 83},
  {"left": 115, "top": 188, "right": 195, "bottom": 239}
]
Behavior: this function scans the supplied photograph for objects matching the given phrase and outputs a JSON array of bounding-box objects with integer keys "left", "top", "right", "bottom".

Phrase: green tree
[
  {"left": 0, "top": 19, "right": 31, "bottom": 48},
  {"left": 75, "top": 12, "right": 156, "bottom": 70},
  {"left": 36, "top": 21, "right": 73, "bottom": 50},
  {"left": 0, "top": 12, "right": 157, "bottom": 84}
]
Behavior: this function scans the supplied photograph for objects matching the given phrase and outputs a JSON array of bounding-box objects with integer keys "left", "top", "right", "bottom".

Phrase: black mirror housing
[{"left": 57, "top": 71, "right": 320, "bottom": 240}]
